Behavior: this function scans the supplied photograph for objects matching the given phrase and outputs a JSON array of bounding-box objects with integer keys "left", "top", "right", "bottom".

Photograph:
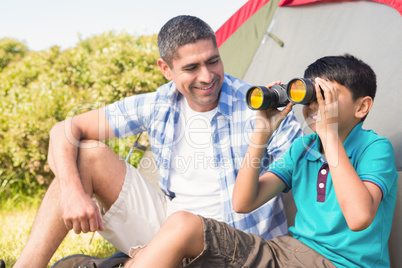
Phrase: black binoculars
[{"left": 246, "top": 78, "right": 321, "bottom": 110}]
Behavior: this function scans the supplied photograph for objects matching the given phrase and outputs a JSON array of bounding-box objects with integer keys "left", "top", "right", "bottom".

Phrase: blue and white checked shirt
[{"left": 104, "top": 73, "right": 302, "bottom": 240}]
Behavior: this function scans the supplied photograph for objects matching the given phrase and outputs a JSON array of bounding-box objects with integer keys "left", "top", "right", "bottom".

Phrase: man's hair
[
  {"left": 304, "top": 54, "right": 377, "bottom": 102},
  {"left": 157, "top": 15, "right": 217, "bottom": 67}
]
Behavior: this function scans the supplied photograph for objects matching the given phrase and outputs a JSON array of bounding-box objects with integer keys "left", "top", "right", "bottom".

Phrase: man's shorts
[
  {"left": 182, "top": 216, "right": 336, "bottom": 268},
  {"left": 97, "top": 162, "right": 178, "bottom": 255}
]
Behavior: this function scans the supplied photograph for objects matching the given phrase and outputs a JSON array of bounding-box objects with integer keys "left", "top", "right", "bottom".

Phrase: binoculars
[{"left": 246, "top": 78, "right": 321, "bottom": 110}]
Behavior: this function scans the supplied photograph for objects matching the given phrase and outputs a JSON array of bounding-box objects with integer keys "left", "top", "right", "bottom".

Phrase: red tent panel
[
  {"left": 216, "top": 0, "right": 272, "bottom": 47},
  {"left": 216, "top": 0, "right": 402, "bottom": 48},
  {"left": 279, "top": 0, "right": 402, "bottom": 15}
]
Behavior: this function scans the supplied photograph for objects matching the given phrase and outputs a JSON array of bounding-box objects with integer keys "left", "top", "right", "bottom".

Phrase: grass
[
  {"left": 0, "top": 200, "right": 118, "bottom": 267},
  {"left": 0, "top": 136, "right": 150, "bottom": 267},
  {"left": 0, "top": 138, "right": 148, "bottom": 267}
]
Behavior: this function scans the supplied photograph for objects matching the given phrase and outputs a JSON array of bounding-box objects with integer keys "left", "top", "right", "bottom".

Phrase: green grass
[
  {"left": 0, "top": 136, "right": 148, "bottom": 267},
  {"left": 0, "top": 200, "right": 118, "bottom": 267}
]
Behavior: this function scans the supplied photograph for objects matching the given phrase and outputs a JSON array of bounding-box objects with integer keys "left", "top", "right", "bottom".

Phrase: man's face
[{"left": 158, "top": 39, "right": 224, "bottom": 112}]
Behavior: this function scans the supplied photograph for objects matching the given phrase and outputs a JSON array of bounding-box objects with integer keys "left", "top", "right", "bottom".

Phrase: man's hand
[
  {"left": 60, "top": 188, "right": 105, "bottom": 234},
  {"left": 254, "top": 81, "right": 294, "bottom": 133}
]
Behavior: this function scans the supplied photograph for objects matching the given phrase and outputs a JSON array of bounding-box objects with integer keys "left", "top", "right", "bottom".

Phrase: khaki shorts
[
  {"left": 182, "top": 217, "right": 336, "bottom": 268},
  {"left": 97, "top": 162, "right": 178, "bottom": 255}
]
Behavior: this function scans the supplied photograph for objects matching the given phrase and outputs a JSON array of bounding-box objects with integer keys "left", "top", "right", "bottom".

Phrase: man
[{"left": 15, "top": 15, "right": 302, "bottom": 268}]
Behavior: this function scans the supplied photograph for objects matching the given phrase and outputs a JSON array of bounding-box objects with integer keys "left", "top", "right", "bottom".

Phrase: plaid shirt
[{"left": 105, "top": 73, "right": 302, "bottom": 240}]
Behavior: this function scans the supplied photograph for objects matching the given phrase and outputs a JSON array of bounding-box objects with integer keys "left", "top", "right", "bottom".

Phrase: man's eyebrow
[
  {"left": 207, "top": 55, "right": 220, "bottom": 62},
  {"left": 181, "top": 54, "right": 220, "bottom": 69},
  {"left": 181, "top": 62, "right": 198, "bottom": 69}
]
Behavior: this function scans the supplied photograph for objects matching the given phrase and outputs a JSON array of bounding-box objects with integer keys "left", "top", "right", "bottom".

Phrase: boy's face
[
  {"left": 158, "top": 39, "right": 224, "bottom": 112},
  {"left": 302, "top": 79, "right": 360, "bottom": 136}
]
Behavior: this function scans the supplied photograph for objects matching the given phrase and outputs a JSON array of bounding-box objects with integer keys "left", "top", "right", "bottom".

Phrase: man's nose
[{"left": 198, "top": 66, "right": 213, "bottom": 83}]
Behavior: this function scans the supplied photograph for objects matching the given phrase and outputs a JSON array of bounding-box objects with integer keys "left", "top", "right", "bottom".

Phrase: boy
[{"left": 124, "top": 54, "right": 398, "bottom": 267}]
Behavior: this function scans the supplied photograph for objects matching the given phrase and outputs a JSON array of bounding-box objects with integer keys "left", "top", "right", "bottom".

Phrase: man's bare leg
[
  {"left": 14, "top": 141, "right": 127, "bottom": 268},
  {"left": 125, "top": 211, "right": 204, "bottom": 268}
]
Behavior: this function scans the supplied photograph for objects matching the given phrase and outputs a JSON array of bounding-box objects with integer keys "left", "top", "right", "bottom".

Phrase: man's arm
[
  {"left": 48, "top": 108, "right": 116, "bottom": 233},
  {"left": 233, "top": 129, "right": 286, "bottom": 213},
  {"left": 233, "top": 81, "right": 291, "bottom": 213}
]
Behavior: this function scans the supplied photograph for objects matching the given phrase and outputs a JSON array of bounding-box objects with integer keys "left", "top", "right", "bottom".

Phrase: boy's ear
[
  {"left": 355, "top": 96, "right": 373, "bottom": 119},
  {"left": 157, "top": 58, "right": 173, "bottom": 80}
]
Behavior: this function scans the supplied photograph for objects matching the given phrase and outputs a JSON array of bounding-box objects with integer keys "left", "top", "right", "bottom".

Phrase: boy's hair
[
  {"left": 157, "top": 15, "right": 217, "bottom": 67},
  {"left": 304, "top": 54, "right": 377, "bottom": 102}
]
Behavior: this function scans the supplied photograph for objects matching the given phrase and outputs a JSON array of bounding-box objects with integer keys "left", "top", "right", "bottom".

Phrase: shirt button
[
  {"left": 319, "top": 183, "right": 325, "bottom": 188},
  {"left": 321, "top": 169, "right": 327, "bottom": 175}
]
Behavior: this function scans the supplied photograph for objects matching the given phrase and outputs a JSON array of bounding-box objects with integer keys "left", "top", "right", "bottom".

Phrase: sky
[{"left": 0, "top": 0, "right": 249, "bottom": 51}]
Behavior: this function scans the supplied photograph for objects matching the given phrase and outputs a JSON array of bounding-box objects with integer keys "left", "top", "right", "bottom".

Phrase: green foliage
[
  {"left": 0, "top": 32, "right": 167, "bottom": 202},
  {"left": 0, "top": 38, "right": 28, "bottom": 71}
]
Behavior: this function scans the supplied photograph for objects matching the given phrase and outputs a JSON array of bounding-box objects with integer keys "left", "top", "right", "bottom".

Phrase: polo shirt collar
[
  {"left": 303, "top": 138, "right": 324, "bottom": 161},
  {"left": 342, "top": 122, "right": 363, "bottom": 158},
  {"left": 304, "top": 122, "right": 363, "bottom": 161}
]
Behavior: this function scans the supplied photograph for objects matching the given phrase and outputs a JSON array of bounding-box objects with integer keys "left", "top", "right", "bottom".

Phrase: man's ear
[
  {"left": 157, "top": 58, "right": 173, "bottom": 80},
  {"left": 355, "top": 96, "right": 373, "bottom": 119}
]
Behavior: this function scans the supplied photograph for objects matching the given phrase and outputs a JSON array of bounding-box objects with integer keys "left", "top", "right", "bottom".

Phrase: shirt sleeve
[
  {"left": 104, "top": 91, "right": 157, "bottom": 138},
  {"left": 356, "top": 137, "right": 398, "bottom": 198},
  {"left": 267, "top": 140, "right": 298, "bottom": 192},
  {"left": 267, "top": 109, "right": 303, "bottom": 162}
]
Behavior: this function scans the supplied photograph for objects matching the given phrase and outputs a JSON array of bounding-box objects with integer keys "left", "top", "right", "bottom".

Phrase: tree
[{"left": 0, "top": 32, "right": 167, "bottom": 202}]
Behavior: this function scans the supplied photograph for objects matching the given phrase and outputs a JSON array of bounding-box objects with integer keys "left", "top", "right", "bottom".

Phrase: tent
[{"left": 216, "top": 0, "right": 402, "bottom": 266}]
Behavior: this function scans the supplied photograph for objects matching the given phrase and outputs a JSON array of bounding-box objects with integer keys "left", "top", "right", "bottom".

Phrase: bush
[
  {"left": 0, "top": 32, "right": 167, "bottom": 202},
  {"left": 0, "top": 38, "right": 28, "bottom": 71}
]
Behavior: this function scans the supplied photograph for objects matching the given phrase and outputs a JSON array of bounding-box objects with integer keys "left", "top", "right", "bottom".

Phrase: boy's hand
[
  {"left": 314, "top": 78, "right": 339, "bottom": 142},
  {"left": 254, "top": 81, "right": 294, "bottom": 134}
]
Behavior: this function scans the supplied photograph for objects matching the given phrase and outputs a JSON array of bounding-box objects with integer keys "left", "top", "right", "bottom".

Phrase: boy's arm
[
  {"left": 233, "top": 82, "right": 290, "bottom": 213},
  {"left": 325, "top": 136, "right": 382, "bottom": 231},
  {"left": 315, "top": 78, "right": 382, "bottom": 231}
]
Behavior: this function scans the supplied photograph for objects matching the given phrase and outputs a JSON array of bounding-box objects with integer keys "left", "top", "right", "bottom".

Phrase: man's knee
[
  {"left": 165, "top": 211, "right": 203, "bottom": 238},
  {"left": 77, "top": 140, "right": 112, "bottom": 163},
  {"left": 76, "top": 140, "right": 124, "bottom": 174}
]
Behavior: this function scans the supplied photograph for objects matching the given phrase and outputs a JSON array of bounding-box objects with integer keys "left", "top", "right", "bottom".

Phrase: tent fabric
[
  {"left": 279, "top": 0, "right": 402, "bottom": 15},
  {"left": 216, "top": 0, "right": 402, "bottom": 50},
  {"left": 216, "top": 0, "right": 402, "bottom": 78},
  {"left": 217, "top": 0, "right": 280, "bottom": 79},
  {"left": 216, "top": 0, "right": 272, "bottom": 47},
  {"left": 217, "top": 0, "right": 402, "bottom": 170},
  {"left": 242, "top": 1, "right": 402, "bottom": 170}
]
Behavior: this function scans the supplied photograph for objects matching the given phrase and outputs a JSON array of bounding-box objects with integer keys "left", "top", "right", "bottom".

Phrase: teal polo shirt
[{"left": 268, "top": 123, "right": 398, "bottom": 268}]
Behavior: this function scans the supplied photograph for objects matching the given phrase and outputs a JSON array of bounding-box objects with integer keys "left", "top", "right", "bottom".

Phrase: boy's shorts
[
  {"left": 182, "top": 216, "right": 336, "bottom": 268},
  {"left": 97, "top": 162, "right": 178, "bottom": 255}
]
